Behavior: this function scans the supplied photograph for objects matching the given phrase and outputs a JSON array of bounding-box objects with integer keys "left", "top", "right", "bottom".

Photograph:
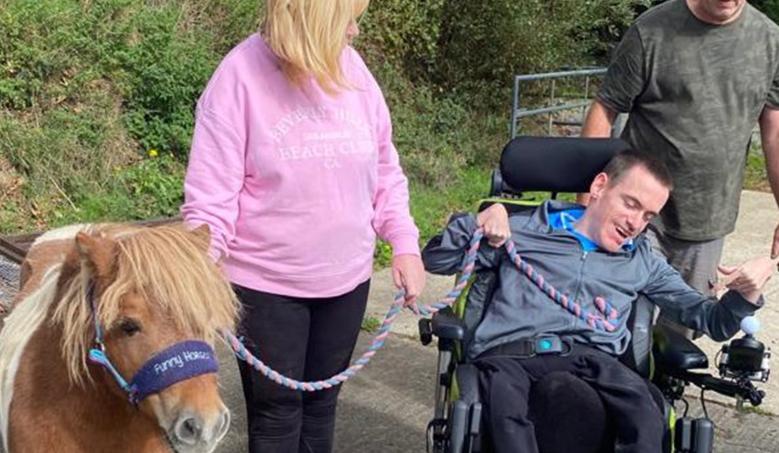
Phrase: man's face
[
  {"left": 689, "top": 0, "right": 747, "bottom": 24},
  {"left": 581, "top": 165, "right": 670, "bottom": 253}
]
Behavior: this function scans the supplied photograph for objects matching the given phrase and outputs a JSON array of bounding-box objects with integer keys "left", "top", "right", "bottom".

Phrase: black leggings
[{"left": 234, "top": 280, "right": 370, "bottom": 453}]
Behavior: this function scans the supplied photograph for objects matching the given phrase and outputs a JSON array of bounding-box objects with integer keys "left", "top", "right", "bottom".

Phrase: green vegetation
[
  {"left": 1, "top": 0, "right": 775, "bottom": 251},
  {"left": 360, "top": 315, "right": 381, "bottom": 333}
]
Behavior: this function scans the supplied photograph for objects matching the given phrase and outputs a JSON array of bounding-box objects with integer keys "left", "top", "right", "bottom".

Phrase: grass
[
  {"left": 373, "top": 166, "right": 493, "bottom": 268},
  {"left": 360, "top": 316, "right": 381, "bottom": 333},
  {"left": 745, "top": 145, "right": 772, "bottom": 192}
]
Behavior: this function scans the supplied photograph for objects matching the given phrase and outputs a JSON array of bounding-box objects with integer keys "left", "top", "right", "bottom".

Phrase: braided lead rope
[
  {"left": 504, "top": 240, "right": 619, "bottom": 332},
  {"left": 224, "top": 226, "right": 621, "bottom": 391},
  {"left": 222, "top": 229, "right": 484, "bottom": 392}
]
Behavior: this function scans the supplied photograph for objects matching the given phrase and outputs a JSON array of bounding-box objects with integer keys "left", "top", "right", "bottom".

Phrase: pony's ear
[
  {"left": 75, "top": 232, "right": 118, "bottom": 279},
  {"left": 189, "top": 224, "right": 211, "bottom": 252}
]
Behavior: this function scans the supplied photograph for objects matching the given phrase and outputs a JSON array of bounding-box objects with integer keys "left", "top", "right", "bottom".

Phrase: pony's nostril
[
  {"left": 216, "top": 409, "right": 231, "bottom": 440},
  {"left": 174, "top": 415, "right": 203, "bottom": 445}
]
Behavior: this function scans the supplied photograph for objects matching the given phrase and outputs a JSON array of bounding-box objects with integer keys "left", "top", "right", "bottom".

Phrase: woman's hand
[
  {"left": 392, "top": 254, "right": 426, "bottom": 306},
  {"left": 476, "top": 203, "right": 511, "bottom": 247}
]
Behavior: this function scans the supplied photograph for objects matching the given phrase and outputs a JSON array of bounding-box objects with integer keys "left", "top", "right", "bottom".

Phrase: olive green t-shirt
[{"left": 598, "top": 0, "right": 779, "bottom": 241}]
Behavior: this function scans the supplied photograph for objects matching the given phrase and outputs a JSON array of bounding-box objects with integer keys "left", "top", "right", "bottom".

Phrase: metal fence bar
[
  {"left": 514, "top": 102, "right": 592, "bottom": 119},
  {"left": 510, "top": 68, "right": 606, "bottom": 139}
]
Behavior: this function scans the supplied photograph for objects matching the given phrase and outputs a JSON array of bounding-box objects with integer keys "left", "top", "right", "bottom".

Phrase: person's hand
[
  {"left": 392, "top": 254, "right": 426, "bottom": 306},
  {"left": 476, "top": 204, "right": 510, "bottom": 247},
  {"left": 716, "top": 256, "right": 778, "bottom": 304}
]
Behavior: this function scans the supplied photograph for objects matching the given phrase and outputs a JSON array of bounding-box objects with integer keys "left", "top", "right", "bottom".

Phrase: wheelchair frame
[{"left": 419, "top": 136, "right": 769, "bottom": 453}]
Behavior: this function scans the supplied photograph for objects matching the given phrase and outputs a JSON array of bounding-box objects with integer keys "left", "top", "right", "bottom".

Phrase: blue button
[{"left": 539, "top": 339, "right": 552, "bottom": 351}]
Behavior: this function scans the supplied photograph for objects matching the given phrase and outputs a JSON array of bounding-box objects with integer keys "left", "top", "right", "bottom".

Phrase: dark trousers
[
  {"left": 234, "top": 280, "right": 370, "bottom": 453},
  {"left": 475, "top": 343, "right": 664, "bottom": 453}
]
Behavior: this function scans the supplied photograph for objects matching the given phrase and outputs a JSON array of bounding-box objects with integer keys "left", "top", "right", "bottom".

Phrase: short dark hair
[{"left": 602, "top": 148, "right": 673, "bottom": 190}]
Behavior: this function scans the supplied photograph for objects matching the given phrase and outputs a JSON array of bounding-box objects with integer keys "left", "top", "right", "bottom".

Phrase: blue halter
[{"left": 85, "top": 285, "right": 219, "bottom": 405}]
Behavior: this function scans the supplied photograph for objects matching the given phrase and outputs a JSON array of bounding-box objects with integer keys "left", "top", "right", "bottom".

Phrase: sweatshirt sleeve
[
  {"left": 422, "top": 213, "right": 501, "bottom": 275},
  {"left": 641, "top": 252, "right": 761, "bottom": 341},
  {"left": 181, "top": 106, "right": 246, "bottom": 262},
  {"left": 367, "top": 68, "right": 420, "bottom": 257}
]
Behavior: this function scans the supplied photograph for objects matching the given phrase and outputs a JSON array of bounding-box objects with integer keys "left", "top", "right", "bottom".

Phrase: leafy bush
[
  {"left": 753, "top": 0, "right": 779, "bottom": 23},
  {"left": 432, "top": 0, "right": 646, "bottom": 109},
  {"left": 0, "top": 0, "right": 649, "bottom": 235}
]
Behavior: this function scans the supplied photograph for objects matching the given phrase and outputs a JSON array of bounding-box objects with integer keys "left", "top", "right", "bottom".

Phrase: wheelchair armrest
[
  {"left": 431, "top": 307, "right": 466, "bottom": 341},
  {"left": 653, "top": 328, "right": 709, "bottom": 372}
]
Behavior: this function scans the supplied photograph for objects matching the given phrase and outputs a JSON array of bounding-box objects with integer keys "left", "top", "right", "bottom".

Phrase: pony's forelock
[{"left": 53, "top": 224, "right": 239, "bottom": 386}]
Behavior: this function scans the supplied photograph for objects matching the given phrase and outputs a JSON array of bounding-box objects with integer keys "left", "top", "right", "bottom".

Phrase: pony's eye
[{"left": 118, "top": 319, "right": 142, "bottom": 336}]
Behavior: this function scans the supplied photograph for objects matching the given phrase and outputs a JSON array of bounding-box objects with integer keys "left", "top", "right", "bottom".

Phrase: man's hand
[
  {"left": 716, "top": 256, "right": 778, "bottom": 304},
  {"left": 392, "top": 254, "right": 426, "bottom": 306},
  {"left": 476, "top": 204, "right": 511, "bottom": 247}
]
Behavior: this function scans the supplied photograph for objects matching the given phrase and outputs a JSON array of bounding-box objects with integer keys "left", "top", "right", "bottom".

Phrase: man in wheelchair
[{"left": 422, "top": 149, "right": 774, "bottom": 453}]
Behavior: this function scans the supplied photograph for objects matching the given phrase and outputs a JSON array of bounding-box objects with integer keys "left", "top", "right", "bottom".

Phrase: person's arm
[
  {"left": 579, "top": 25, "right": 645, "bottom": 203},
  {"left": 578, "top": 101, "right": 619, "bottom": 204},
  {"left": 421, "top": 213, "right": 502, "bottom": 276},
  {"left": 758, "top": 106, "right": 779, "bottom": 258},
  {"left": 181, "top": 107, "right": 246, "bottom": 263},
  {"left": 642, "top": 253, "right": 767, "bottom": 341},
  {"left": 581, "top": 100, "right": 618, "bottom": 138},
  {"left": 367, "top": 69, "right": 425, "bottom": 304}
]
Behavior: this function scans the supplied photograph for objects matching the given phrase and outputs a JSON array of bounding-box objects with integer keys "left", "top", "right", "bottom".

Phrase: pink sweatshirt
[{"left": 181, "top": 34, "right": 420, "bottom": 298}]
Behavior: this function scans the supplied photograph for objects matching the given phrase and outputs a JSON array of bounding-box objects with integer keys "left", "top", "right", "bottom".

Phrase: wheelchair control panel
[
  {"left": 718, "top": 317, "right": 771, "bottom": 384},
  {"left": 669, "top": 317, "right": 771, "bottom": 453}
]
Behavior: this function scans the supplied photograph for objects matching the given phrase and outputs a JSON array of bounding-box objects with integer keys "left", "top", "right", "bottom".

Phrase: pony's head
[{"left": 52, "top": 223, "right": 238, "bottom": 453}]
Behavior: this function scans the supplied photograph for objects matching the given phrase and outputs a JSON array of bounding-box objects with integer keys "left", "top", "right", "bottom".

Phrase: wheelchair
[{"left": 418, "top": 136, "right": 771, "bottom": 453}]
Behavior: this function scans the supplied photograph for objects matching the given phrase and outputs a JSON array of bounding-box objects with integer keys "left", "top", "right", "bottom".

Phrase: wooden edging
[{"left": 0, "top": 216, "right": 181, "bottom": 265}]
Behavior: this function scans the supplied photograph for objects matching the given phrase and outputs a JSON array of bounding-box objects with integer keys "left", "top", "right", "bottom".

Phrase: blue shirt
[{"left": 548, "top": 207, "right": 635, "bottom": 252}]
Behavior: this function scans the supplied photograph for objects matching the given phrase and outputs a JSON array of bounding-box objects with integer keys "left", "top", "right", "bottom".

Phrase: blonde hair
[
  {"left": 52, "top": 224, "right": 239, "bottom": 386},
  {"left": 263, "top": 0, "right": 369, "bottom": 94}
]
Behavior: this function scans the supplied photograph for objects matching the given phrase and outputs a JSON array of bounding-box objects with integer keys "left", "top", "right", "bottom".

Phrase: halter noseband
[{"left": 85, "top": 284, "right": 219, "bottom": 405}]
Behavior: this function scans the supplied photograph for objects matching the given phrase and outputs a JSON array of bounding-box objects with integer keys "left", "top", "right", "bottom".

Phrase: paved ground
[{"left": 1, "top": 190, "right": 778, "bottom": 452}]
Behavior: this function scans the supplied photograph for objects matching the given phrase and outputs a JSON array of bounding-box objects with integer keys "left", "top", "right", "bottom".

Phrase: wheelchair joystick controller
[
  {"left": 719, "top": 317, "right": 771, "bottom": 384},
  {"left": 676, "top": 317, "right": 772, "bottom": 453}
]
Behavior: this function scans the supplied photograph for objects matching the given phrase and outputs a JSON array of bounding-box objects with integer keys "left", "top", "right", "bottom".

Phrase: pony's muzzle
[{"left": 170, "top": 406, "right": 230, "bottom": 452}]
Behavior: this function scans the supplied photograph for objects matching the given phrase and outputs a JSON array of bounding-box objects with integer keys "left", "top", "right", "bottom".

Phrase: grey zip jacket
[{"left": 422, "top": 201, "right": 762, "bottom": 360}]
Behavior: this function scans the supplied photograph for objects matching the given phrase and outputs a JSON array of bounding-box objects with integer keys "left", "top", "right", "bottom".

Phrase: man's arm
[
  {"left": 421, "top": 213, "right": 502, "bottom": 275},
  {"left": 758, "top": 106, "right": 779, "bottom": 258},
  {"left": 581, "top": 100, "right": 618, "bottom": 138},
  {"left": 643, "top": 253, "right": 767, "bottom": 341},
  {"left": 577, "top": 101, "right": 618, "bottom": 204}
]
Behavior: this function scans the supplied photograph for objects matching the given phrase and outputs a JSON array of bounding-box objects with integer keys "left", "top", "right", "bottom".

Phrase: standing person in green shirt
[{"left": 581, "top": 0, "right": 779, "bottom": 335}]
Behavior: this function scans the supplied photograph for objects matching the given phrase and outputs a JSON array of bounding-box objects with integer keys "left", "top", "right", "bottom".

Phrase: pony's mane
[
  {"left": 0, "top": 264, "right": 63, "bottom": 450},
  {"left": 51, "top": 223, "right": 239, "bottom": 385}
]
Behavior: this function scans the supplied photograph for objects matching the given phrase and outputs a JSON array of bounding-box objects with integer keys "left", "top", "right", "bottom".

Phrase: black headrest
[{"left": 498, "top": 136, "right": 632, "bottom": 194}]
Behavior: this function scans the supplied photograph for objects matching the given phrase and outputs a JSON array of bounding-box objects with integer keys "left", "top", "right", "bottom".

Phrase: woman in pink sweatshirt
[{"left": 181, "top": 0, "right": 425, "bottom": 451}]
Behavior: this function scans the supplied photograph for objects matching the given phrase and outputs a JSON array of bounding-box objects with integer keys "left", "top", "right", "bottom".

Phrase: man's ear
[
  {"left": 588, "top": 172, "right": 609, "bottom": 201},
  {"left": 75, "top": 231, "right": 118, "bottom": 279}
]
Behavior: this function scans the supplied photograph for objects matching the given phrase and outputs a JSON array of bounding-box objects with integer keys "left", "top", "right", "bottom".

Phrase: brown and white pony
[{"left": 0, "top": 223, "right": 238, "bottom": 452}]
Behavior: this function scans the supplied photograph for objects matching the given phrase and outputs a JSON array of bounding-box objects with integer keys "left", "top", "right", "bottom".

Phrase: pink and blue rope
[
  {"left": 505, "top": 240, "right": 619, "bottom": 331},
  {"left": 225, "top": 227, "right": 621, "bottom": 391}
]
